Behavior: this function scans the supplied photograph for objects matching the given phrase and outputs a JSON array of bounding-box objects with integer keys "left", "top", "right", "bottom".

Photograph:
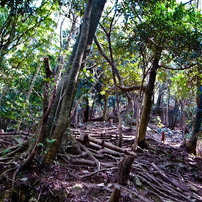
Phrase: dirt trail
[{"left": 0, "top": 122, "right": 202, "bottom": 201}]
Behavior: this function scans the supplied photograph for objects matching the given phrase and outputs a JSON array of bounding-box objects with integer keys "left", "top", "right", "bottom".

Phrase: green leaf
[{"left": 37, "top": 143, "right": 44, "bottom": 147}]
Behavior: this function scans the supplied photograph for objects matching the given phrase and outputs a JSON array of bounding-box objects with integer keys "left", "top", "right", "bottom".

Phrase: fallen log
[
  {"left": 71, "top": 128, "right": 118, "bottom": 134},
  {"left": 98, "top": 148, "right": 122, "bottom": 157},
  {"left": 73, "top": 131, "right": 113, "bottom": 139},
  {"left": 87, "top": 127, "right": 118, "bottom": 131},
  {"left": 73, "top": 131, "right": 134, "bottom": 140},
  {"left": 77, "top": 134, "right": 136, "bottom": 156}
]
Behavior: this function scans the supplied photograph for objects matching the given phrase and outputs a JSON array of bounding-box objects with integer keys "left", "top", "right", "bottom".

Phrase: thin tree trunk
[
  {"left": 94, "top": 36, "right": 123, "bottom": 147},
  {"left": 180, "top": 100, "right": 186, "bottom": 144},
  {"left": 112, "top": 65, "right": 123, "bottom": 147},
  {"left": 103, "top": 93, "right": 109, "bottom": 121},
  {"left": 167, "top": 86, "right": 170, "bottom": 126},
  {"left": 186, "top": 85, "right": 202, "bottom": 154},
  {"left": 70, "top": 76, "right": 98, "bottom": 120},
  {"left": 132, "top": 94, "right": 141, "bottom": 151},
  {"left": 163, "top": 104, "right": 166, "bottom": 125},
  {"left": 170, "top": 99, "right": 179, "bottom": 129},
  {"left": 155, "top": 84, "right": 164, "bottom": 116},
  {"left": 0, "top": 84, "right": 10, "bottom": 114},
  {"left": 84, "top": 97, "right": 89, "bottom": 122},
  {"left": 90, "top": 96, "right": 96, "bottom": 120},
  {"left": 138, "top": 57, "right": 159, "bottom": 145}
]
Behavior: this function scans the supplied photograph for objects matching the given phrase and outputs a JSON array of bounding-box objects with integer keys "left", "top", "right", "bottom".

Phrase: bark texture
[
  {"left": 138, "top": 58, "right": 159, "bottom": 145},
  {"left": 43, "top": 0, "right": 106, "bottom": 141},
  {"left": 43, "top": 0, "right": 106, "bottom": 163},
  {"left": 109, "top": 184, "right": 121, "bottom": 202},
  {"left": 44, "top": 0, "right": 94, "bottom": 163},
  {"left": 186, "top": 86, "right": 202, "bottom": 154},
  {"left": 117, "top": 155, "right": 135, "bottom": 185},
  {"left": 103, "top": 93, "right": 109, "bottom": 121}
]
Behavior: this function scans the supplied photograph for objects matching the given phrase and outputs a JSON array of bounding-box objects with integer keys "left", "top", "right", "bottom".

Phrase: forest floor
[{"left": 0, "top": 121, "right": 202, "bottom": 202}]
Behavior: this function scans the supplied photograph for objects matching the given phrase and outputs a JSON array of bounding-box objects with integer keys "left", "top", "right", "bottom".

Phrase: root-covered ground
[{"left": 0, "top": 122, "right": 202, "bottom": 201}]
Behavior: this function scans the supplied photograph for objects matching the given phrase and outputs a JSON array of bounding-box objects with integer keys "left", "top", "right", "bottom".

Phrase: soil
[{"left": 0, "top": 121, "right": 202, "bottom": 202}]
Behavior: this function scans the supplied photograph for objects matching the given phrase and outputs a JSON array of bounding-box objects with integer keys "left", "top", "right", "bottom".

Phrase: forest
[{"left": 0, "top": 0, "right": 201, "bottom": 201}]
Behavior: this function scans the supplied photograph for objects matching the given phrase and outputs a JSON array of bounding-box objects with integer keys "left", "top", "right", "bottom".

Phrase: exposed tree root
[
  {"left": 0, "top": 166, "right": 17, "bottom": 181},
  {"left": 77, "top": 142, "right": 101, "bottom": 170},
  {"left": 0, "top": 124, "right": 201, "bottom": 201},
  {"left": 81, "top": 167, "right": 117, "bottom": 179}
]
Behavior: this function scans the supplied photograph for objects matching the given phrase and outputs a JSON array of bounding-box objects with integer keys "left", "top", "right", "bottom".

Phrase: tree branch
[
  {"left": 159, "top": 63, "right": 196, "bottom": 70},
  {"left": 118, "top": 85, "right": 146, "bottom": 92},
  {"left": 94, "top": 35, "right": 114, "bottom": 67}
]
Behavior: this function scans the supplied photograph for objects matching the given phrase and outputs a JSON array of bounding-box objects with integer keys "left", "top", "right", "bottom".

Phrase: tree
[
  {"left": 0, "top": 0, "right": 56, "bottom": 61},
  {"left": 186, "top": 85, "right": 202, "bottom": 154},
  {"left": 94, "top": 0, "right": 124, "bottom": 146},
  {"left": 42, "top": 0, "right": 106, "bottom": 140},
  {"left": 0, "top": 0, "right": 58, "bottom": 130},
  {"left": 43, "top": 0, "right": 106, "bottom": 164},
  {"left": 120, "top": 0, "right": 201, "bottom": 146}
]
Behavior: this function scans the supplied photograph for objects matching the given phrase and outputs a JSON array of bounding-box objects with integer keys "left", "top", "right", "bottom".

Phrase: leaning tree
[{"left": 41, "top": 0, "right": 107, "bottom": 164}]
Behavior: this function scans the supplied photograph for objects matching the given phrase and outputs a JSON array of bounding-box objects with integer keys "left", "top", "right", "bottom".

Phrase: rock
[{"left": 71, "top": 184, "right": 83, "bottom": 194}]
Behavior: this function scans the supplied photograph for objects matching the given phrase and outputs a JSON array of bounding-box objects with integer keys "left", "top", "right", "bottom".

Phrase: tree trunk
[
  {"left": 84, "top": 97, "right": 89, "bottom": 122},
  {"left": 94, "top": 35, "right": 123, "bottom": 147},
  {"left": 42, "top": 0, "right": 106, "bottom": 142},
  {"left": 125, "top": 93, "right": 133, "bottom": 115},
  {"left": 103, "top": 93, "right": 109, "bottom": 121},
  {"left": 43, "top": 0, "right": 106, "bottom": 164},
  {"left": 163, "top": 104, "right": 167, "bottom": 125},
  {"left": 180, "top": 100, "right": 186, "bottom": 143},
  {"left": 156, "top": 86, "right": 162, "bottom": 110},
  {"left": 41, "top": 16, "right": 77, "bottom": 141},
  {"left": 138, "top": 57, "right": 159, "bottom": 145},
  {"left": 170, "top": 99, "right": 179, "bottom": 129},
  {"left": 166, "top": 85, "right": 170, "bottom": 126},
  {"left": 117, "top": 155, "right": 135, "bottom": 185},
  {"left": 132, "top": 94, "right": 141, "bottom": 151},
  {"left": 112, "top": 98, "right": 116, "bottom": 116},
  {"left": 155, "top": 84, "right": 164, "bottom": 116},
  {"left": 90, "top": 97, "right": 96, "bottom": 119},
  {"left": 109, "top": 184, "right": 121, "bottom": 202},
  {"left": 186, "top": 86, "right": 202, "bottom": 154},
  {"left": 112, "top": 67, "right": 123, "bottom": 147},
  {"left": 133, "top": 94, "right": 138, "bottom": 118},
  {"left": 0, "top": 84, "right": 10, "bottom": 114},
  {"left": 43, "top": 0, "right": 94, "bottom": 164}
]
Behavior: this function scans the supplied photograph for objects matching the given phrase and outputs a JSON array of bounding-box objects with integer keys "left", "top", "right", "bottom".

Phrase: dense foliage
[{"left": 0, "top": 0, "right": 201, "bottom": 145}]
